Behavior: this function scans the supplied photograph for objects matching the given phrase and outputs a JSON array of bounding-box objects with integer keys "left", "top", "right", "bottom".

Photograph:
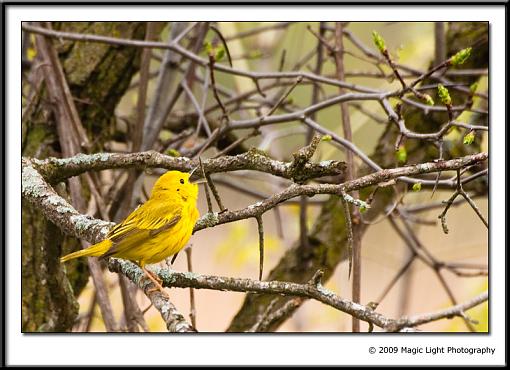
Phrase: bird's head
[{"left": 151, "top": 170, "right": 199, "bottom": 202}]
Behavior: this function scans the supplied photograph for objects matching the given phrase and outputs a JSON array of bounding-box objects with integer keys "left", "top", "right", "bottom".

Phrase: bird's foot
[
  {"left": 146, "top": 268, "right": 163, "bottom": 285},
  {"left": 142, "top": 267, "right": 169, "bottom": 298}
]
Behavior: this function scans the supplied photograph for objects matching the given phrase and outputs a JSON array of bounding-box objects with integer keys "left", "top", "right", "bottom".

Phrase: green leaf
[
  {"left": 321, "top": 134, "right": 332, "bottom": 142},
  {"left": 165, "top": 148, "right": 181, "bottom": 157},
  {"left": 470, "top": 81, "right": 479, "bottom": 94},
  {"left": 204, "top": 41, "right": 213, "bottom": 55},
  {"left": 463, "top": 131, "right": 475, "bottom": 145},
  {"left": 423, "top": 94, "right": 435, "bottom": 106},
  {"left": 215, "top": 47, "right": 225, "bottom": 62},
  {"left": 450, "top": 47, "right": 472, "bottom": 66},
  {"left": 372, "top": 31, "right": 386, "bottom": 53},
  {"left": 396, "top": 145, "right": 407, "bottom": 163},
  {"left": 412, "top": 182, "right": 422, "bottom": 192},
  {"left": 437, "top": 84, "right": 452, "bottom": 106},
  {"left": 359, "top": 205, "right": 368, "bottom": 213}
]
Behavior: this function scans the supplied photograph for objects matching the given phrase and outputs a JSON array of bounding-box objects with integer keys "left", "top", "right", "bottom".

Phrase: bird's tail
[{"left": 60, "top": 240, "right": 111, "bottom": 263}]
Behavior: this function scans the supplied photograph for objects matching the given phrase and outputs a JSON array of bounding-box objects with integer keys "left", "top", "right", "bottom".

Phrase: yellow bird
[{"left": 60, "top": 170, "right": 200, "bottom": 296}]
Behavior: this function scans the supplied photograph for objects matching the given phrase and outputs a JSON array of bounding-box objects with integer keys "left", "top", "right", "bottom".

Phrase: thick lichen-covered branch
[
  {"left": 29, "top": 149, "right": 347, "bottom": 185},
  {"left": 22, "top": 158, "right": 113, "bottom": 244},
  {"left": 108, "top": 259, "right": 488, "bottom": 332}
]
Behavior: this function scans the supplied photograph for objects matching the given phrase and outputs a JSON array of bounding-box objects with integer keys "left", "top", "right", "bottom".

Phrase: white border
[{"left": 8, "top": 5, "right": 506, "bottom": 366}]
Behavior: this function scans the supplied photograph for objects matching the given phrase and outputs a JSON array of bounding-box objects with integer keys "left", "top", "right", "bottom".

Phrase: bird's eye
[{"left": 180, "top": 178, "right": 185, "bottom": 184}]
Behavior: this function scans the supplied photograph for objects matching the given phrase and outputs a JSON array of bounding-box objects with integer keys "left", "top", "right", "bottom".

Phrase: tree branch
[
  {"left": 30, "top": 150, "right": 346, "bottom": 185},
  {"left": 108, "top": 259, "right": 488, "bottom": 332}
]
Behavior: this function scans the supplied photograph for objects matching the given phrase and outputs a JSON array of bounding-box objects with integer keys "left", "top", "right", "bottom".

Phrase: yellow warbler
[{"left": 60, "top": 170, "right": 200, "bottom": 295}]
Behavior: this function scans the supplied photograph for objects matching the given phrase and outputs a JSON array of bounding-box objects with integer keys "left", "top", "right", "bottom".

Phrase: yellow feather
[{"left": 60, "top": 239, "right": 111, "bottom": 262}]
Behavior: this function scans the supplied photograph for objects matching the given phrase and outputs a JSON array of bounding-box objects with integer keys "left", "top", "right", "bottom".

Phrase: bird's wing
[
  {"left": 106, "top": 199, "right": 180, "bottom": 239},
  {"left": 101, "top": 199, "right": 182, "bottom": 259}
]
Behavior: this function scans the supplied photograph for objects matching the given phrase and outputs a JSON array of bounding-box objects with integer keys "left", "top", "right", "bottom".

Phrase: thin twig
[
  {"left": 185, "top": 246, "right": 197, "bottom": 329},
  {"left": 264, "top": 76, "right": 303, "bottom": 117},
  {"left": 248, "top": 297, "right": 305, "bottom": 332},
  {"left": 209, "top": 24, "right": 233, "bottom": 68},
  {"left": 434, "top": 269, "right": 477, "bottom": 332},
  {"left": 335, "top": 22, "right": 362, "bottom": 333},
  {"left": 199, "top": 157, "right": 213, "bottom": 214},
  {"left": 393, "top": 215, "right": 481, "bottom": 332},
  {"left": 376, "top": 254, "right": 416, "bottom": 304},
  {"left": 181, "top": 79, "right": 211, "bottom": 137},
  {"left": 208, "top": 53, "right": 228, "bottom": 121},
  {"left": 213, "top": 129, "right": 260, "bottom": 158},
  {"left": 394, "top": 291, "right": 488, "bottom": 331},
  {"left": 224, "top": 22, "right": 293, "bottom": 42},
  {"left": 197, "top": 71, "right": 212, "bottom": 137},
  {"left": 439, "top": 169, "right": 488, "bottom": 233},
  {"left": 340, "top": 192, "right": 354, "bottom": 279},
  {"left": 256, "top": 215, "right": 265, "bottom": 281}
]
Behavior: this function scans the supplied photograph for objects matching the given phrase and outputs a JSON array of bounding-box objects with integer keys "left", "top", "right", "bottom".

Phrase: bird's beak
[
  {"left": 192, "top": 179, "right": 208, "bottom": 184},
  {"left": 189, "top": 166, "right": 207, "bottom": 184},
  {"left": 189, "top": 160, "right": 208, "bottom": 184},
  {"left": 189, "top": 165, "right": 201, "bottom": 183}
]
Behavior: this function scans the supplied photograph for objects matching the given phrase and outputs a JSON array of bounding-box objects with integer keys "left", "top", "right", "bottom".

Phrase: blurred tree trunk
[
  {"left": 22, "top": 22, "right": 146, "bottom": 331},
  {"left": 227, "top": 22, "right": 488, "bottom": 332}
]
